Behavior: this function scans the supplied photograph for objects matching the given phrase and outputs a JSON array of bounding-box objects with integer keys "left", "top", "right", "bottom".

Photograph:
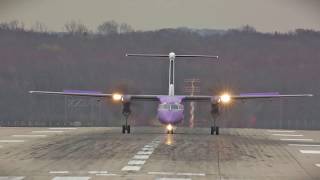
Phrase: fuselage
[{"left": 157, "top": 96, "right": 184, "bottom": 125}]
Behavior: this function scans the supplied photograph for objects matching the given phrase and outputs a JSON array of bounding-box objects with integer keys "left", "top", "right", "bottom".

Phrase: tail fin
[{"left": 126, "top": 52, "right": 219, "bottom": 96}]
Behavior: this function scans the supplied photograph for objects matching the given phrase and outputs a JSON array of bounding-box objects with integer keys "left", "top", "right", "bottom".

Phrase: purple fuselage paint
[{"left": 157, "top": 96, "right": 185, "bottom": 125}]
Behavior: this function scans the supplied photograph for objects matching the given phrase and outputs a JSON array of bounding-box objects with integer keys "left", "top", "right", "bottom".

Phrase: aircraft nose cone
[{"left": 158, "top": 110, "right": 183, "bottom": 125}]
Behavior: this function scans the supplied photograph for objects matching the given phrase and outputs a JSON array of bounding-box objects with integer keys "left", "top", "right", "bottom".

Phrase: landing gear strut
[
  {"left": 122, "top": 102, "right": 131, "bottom": 134},
  {"left": 210, "top": 103, "right": 220, "bottom": 135},
  {"left": 167, "top": 129, "right": 174, "bottom": 134}
]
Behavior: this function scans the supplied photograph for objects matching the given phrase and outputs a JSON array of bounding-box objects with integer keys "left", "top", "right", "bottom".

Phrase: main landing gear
[
  {"left": 122, "top": 102, "right": 131, "bottom": 134},
  {"left": 210, "top": 103, "right": 220, "bottom": 135}
]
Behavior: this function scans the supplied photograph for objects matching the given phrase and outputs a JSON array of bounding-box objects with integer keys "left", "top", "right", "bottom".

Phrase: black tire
[
  {"left": 122, "top": 125, "right": 126, "bottom": 134},
  {"left": 127, "top": 125, "right": 131, "bottom": 134},
  {"left": 211, "top": 126, "right": 215, "bottom": 135},
  {"left": 215, "top": 126, "right": 219, "bottom": 135},
  {"left": 171, "top": 130, "right": 174, "bottom": 134}
]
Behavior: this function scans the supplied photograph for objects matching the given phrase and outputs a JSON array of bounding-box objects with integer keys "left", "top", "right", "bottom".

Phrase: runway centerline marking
[
  {"left": 272, "top": 134, "right": 303, "bottom": 137},
  {"left": 128, "top": 160, "right": 146, "bottom": 165},
  {"left": 315, "top": 164, "right": 320, "bottom": 167},
  {"left": 51, "top": 177, "right": 91, "bottom": 180},
  {"left": 137, "top": 151, "right": 153, "bottom": 155},
  {"left": 32, "top": 131, "right": 64, "bottom": 133},
  {"left": 12, "top": 135, "right": 47, "bottom": 138},
  {"left": 268, "top": 130, "right": 296, "bottom": 133},
  {"left": 280, "top": 139, "right": 313, "bottom": 141},
  {"left": 0, "top": 140, "right": 25, "bottom": 143},
  {"left": 133, "top": 155, "right": 150, "bottom": 160},
  {"left": 121, "top": 165, "right": 141, "bottom": 171},
  {"left": 49, "top": 171, "right": 69, "bottom": 174},
  {"left": 299, "top": 150, "right": 320, "bottom": 154},
  {"left": 122, "top": 135, "right": 163, "bottom": 172},
  {"left": 0, "top": 177, "right": 25, "bottom": 180},
  {"left": 289, "top": 144, "right": 320, "bottom": 147}
]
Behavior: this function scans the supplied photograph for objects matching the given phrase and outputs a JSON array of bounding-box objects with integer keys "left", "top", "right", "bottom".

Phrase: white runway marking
[
  {"left": 88, "top": 171, "right": 108, "bottom": 174},
  {"left": 133, "top": 155, "right": 150, "bottom": 159},
  {"left": 280, "top": 139, "right": 313, "bottom": 141},
  {"left": 142, "top": 147, "right": 154, "bottom": 151},
  {"left": 289, "top": 144, "right": 320, "bottom": 147},
  {"left": 149, "top": 172, "right": 205, "bottom": 176},
  {"left": 0, "top": 177, "right": 25, "bottom": 180},
  {"left": 49, "top": 128, "right": 77, "bottom": 130},
  {"left": 176, "top": 173, "right": 206, "bottom": 176},
  {"left": 299, "top": 150, "right": 320, "bottom": 154},
  {"left": 52, "top": 177, "right": 91, "bottom": 180},
  {"left": 12, "top": 135, "right": 47, "bottom": 138},
  {"left": 137, "top": 151, "right": 153, "bottom": 155},
  {"left": 121, "top": 165, "right": 141, "bottom": 171},
  {"left": 156, "top": 178, "right": 191, "bottom": 180},
  {"left": 128, "top": 160, "right": 146, "bottom": 165},
  {"left": 144, "top": 145, "right": 154, "bottom": 148},
  {"left": 0, "top": 140, "right": 25, "bottom": 143},
  {"left": 95, "top": 173, "right": 117, "bottom": 176},
  {"left": 149, "top": 172, "right": 175, "bottom": 175},
  {"left": 49, "top": 171, "right": 69, "bottom": 174},
  {"left": 32, "top": 131, "right": 64, "bottom": 133},
  {"left": 272, "top": 134, "right": 303, "bottom": 137},
  {"left": 268, "top": 130, "right": 296, "bottom": 133},
  {"left": 315, "top": 164, "right": 320, "bottom": 167}
]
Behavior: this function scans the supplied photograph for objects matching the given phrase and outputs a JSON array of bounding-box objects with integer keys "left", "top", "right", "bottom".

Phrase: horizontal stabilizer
[{"left": 126, "top": 53, "right": 218, "bottom": 59}]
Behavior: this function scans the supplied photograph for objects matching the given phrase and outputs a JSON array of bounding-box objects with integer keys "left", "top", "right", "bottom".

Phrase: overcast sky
[{"left": 0, "top": 0, "right": 319, "bottom": 32}]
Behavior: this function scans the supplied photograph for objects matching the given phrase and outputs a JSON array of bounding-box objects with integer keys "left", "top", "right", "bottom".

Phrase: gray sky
[{"left": 0, "top": 0, "right": 319, "bottom": 32}]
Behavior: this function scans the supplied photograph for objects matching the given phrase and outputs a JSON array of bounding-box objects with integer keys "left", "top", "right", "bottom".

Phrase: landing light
[
  {"left": 220, "top": 93, "right": 231, "bottom": 103},
  {"left": 166, "top": 124, "right": 173, "bottom": 131},
  {"left": 112, "top": 93, "right": 123, "bottom": 101}
]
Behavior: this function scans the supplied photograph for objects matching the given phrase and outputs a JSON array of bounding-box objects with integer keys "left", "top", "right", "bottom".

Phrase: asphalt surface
[{"left": 0, "top": 127, "right": 319, "bottom": 180}]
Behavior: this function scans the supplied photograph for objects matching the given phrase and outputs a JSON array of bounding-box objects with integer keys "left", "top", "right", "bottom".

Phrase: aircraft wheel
[
  {"left": 210, "top": 126, "right": 215, "bottom": 135},
  {"left": 122, "top": 125, "right": 126, "bottom": 134},
  {"left": 215, "top": 126, "right": 219, "bottom": 135},
  {"left": 127, "top": 125, "right": 131, "bottom": 134}
]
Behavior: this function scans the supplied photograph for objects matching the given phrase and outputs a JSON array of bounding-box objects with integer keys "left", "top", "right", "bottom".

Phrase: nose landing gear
[
  {"left": 122, "top": 102, "right": 131, "bottom": 134},
  {"left": 166, "top": 124, "right": 174, "bottom": 134}
]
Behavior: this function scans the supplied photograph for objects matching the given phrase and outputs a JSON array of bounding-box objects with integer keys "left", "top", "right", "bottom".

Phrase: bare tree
[
  {"left": 0, "top": 20, "right": 25, "bottom": 31},
  {"left": 64, "top": 21, "right": 89, "bottom": 35},
  {"left": 31, "top": 22, "right": 48, "bottom": 33},
  {"left": 97, "top": 21, "right": 119, "bottom": 35},
  {"left": 119, "top": 23, "right": 134, "bottom": 34}
]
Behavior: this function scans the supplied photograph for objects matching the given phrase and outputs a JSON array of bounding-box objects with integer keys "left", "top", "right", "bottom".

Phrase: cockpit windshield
[{"left": 159, "top": 103, "right": 183, "bottom": 110}]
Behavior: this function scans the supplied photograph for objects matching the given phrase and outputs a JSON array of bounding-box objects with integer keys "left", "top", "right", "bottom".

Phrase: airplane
[{"left": 29, "top": 52, "right": 313, "bottom": 135}]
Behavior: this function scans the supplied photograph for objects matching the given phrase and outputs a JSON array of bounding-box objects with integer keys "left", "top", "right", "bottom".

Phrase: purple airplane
[{"left": 29, "top": 52, "right": 313, "bottom": 135}]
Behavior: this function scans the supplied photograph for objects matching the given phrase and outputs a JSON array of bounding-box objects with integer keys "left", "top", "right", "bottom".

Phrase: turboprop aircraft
[{"left": 29, "top": 52, "right": 313, "bottom": 135}]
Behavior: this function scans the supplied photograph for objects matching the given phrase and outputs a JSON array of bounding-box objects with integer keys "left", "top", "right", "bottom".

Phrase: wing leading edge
[
  {"left": 182, "top": 93, "right": 313, "bottom": 102},
  {"left": 29, "top": 90, "right": 160, "bottom": 101}
]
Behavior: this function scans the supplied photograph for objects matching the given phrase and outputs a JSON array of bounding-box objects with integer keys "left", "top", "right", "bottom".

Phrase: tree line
[{"left": 0, "top": 21, "right": 318, "bottom": 129}]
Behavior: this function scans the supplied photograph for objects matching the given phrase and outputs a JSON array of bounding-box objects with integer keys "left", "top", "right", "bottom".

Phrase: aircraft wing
[
  {"left": 29, "top": 90, "right": 160, "bottom": 101},
  {"left": 29, "top": 90, "right": 112, "bottom": 97},
  {"left": 182, "top": 92, "right": 313, "bottom": 102}
]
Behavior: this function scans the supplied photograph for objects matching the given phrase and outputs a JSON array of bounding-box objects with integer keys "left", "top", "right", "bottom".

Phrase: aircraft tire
[
  {"left": 215, "top": 126, "right": 219, "bottom": 135},
  {"left": 122, "top": 125, "right": 126, "bottom": 134},
  {"left": 127, "top": 125, "right": 131, "bottom": 134},
  {"left": 210, "top": 126, "right": 215, "bottom": 135}
]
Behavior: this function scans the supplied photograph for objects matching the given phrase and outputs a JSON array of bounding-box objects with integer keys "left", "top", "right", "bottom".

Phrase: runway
[{"left": 0, "top": 127, "right": 319, "bottom": 180}]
